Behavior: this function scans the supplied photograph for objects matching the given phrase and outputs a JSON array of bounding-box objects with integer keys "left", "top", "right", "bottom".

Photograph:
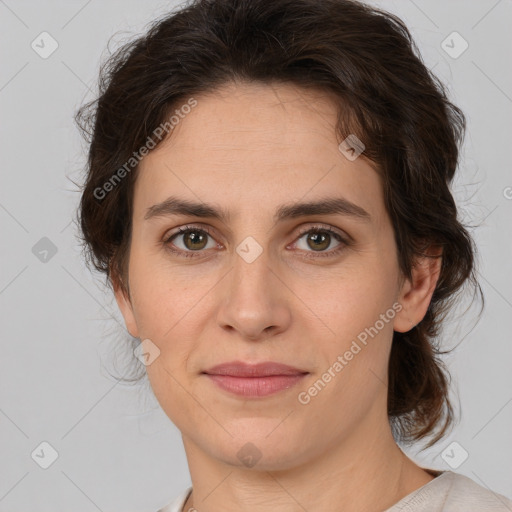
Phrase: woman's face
[{"left": 114, "top": 81, "right": 421, "bottom": 470}]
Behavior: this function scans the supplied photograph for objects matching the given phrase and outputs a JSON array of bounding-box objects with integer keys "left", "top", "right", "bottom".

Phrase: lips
[
  {"left": 202, "top": 361, "right": 309, "bottom": 397},
  {"left": 203, "top": 361, "right": 308, "bottom": 377}
]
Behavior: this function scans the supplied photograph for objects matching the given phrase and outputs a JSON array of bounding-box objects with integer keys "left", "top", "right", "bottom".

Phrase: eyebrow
[{"left": 144, "top": 195, "right": 371, "bottom": 224}]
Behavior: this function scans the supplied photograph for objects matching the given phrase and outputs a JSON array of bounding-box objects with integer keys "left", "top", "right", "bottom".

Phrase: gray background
[{"left": 0, "top": 0, "right": 511, "bottom": 510}]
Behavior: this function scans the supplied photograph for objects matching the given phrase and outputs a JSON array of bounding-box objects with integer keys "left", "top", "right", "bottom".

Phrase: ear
[
  {"left": 393, "top": 245, "right": 443, "bottom": 333},
  {"left": 111, "top": 269, "right": 140, "bottom": 339}
]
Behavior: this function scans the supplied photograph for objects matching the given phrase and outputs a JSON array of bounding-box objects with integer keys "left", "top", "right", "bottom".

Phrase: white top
[{"left": 157, "top": 471, "right": 512, "bottom": 511}]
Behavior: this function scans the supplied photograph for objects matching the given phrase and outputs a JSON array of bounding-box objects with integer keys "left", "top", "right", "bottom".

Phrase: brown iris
[{"left": 306, "top": 231, "right": 331, "bottom": 251}]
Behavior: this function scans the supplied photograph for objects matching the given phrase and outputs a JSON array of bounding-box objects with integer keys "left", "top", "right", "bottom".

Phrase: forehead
[
  {"left": 134, "top": 81, "right": 384, "bottom": 225},
  {"left": 162, "top": 81, "right": 346, "bottom": 150}
]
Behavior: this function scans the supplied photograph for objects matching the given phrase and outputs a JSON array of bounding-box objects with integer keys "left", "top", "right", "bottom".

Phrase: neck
[{"left": 180, "top": 414, "right": 434, "bottom": 512}]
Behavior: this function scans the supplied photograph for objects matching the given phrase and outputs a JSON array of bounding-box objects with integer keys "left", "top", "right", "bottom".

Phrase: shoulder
[
  {"left": 156, "top": 486, "right": 192, "bottom": 512},
  {"left": 388, "top": 471, "right": 512, "bottom": 511},
  {"left": 441, "top": 472, "right": 512, "bottom": 510},
  {"left": 159, "top": 475, "right": 512, "bottom": 512}
]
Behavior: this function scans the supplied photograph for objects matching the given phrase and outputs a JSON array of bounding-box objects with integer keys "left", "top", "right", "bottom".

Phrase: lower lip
[{"left": 205, "top": 374, "right": 308, "bottom": 397}]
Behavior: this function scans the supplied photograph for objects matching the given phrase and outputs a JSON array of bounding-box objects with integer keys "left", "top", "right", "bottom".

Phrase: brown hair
[{"left": 75, "top": 0, "right": 482, "bottom": 448}]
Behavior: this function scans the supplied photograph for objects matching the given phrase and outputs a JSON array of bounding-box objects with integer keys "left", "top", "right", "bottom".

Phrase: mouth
[{"left": 202, "top": 361, "right": 309, "bottom": 397}]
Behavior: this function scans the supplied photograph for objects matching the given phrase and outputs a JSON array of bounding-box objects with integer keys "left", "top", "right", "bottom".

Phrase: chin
[{"left": 205, "top": 427, "right": 311, "bottom": 471}]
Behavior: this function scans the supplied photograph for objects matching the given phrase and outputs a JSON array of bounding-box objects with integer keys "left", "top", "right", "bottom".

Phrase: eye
[
  {"left": 163, "top": 224, "right": 349, "bottom": 259},
  {"left": 164, "top": 225, "right": 218, "bottom": 258},
  {"left": 292, "top": 225, "right": 348, "bottom": 258}
]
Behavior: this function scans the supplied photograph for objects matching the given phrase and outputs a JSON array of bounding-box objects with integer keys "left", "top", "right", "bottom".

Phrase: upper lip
[{"left": 203, "top": 361, "right": 309, "bottom": 377}]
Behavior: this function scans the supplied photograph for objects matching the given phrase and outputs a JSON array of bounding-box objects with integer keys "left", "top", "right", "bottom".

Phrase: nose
[{"left": 215, "top": 243, "right": 292, "bottom": 342}]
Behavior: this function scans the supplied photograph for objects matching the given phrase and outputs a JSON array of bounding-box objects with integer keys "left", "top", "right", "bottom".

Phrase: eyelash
[{"left": 163, "top": 224, "right": 349, "bottom": 259}]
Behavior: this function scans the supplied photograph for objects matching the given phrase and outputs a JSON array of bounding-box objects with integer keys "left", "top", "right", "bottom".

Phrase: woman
[{"left": 75, "top": 0, "right": 512, "bottom": 510}]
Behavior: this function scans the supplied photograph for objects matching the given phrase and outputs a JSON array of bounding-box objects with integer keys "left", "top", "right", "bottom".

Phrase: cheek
[
  {"left": 127, "top": 248, "right": 199, "bottom": 335},
  {"left": 126, "top": 252, "right": 216, "bottom": 388},
  {"left": 300, "top": 275, "right": 396, "bottom": 418},
  {"left": 301, "top": 261, "right": 397, "bottom": 337},
  {"left": 304, "top": 260, "right": 399, "bottom": 388}
]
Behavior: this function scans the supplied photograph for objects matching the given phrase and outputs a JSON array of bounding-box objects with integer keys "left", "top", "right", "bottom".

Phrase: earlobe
[
  {"left": 393, "top": 246, "right": 442, "bottom": 333},
  {"left": 111, "top": 274, "right": 140, "bottom": 339}
]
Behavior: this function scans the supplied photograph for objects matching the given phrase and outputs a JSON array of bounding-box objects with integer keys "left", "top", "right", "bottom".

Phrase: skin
[{"left": 113, "top": 80, "right": 442, "bottom": 512}]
